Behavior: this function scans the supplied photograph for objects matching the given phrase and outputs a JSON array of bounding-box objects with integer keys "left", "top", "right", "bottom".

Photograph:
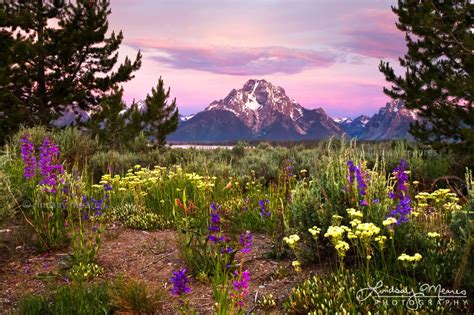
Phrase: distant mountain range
[{"left": 170, "top": 79, "right": 418, "bottom": 142}]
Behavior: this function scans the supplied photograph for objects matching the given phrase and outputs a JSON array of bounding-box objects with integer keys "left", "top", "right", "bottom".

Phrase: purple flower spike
[
  {"left": 20, "top": 134, "right": 37, "bottom": 179},
  {"left": 259, "top": 199, "right": 270, "bottom": 219},
  {"left": 38, "top": 137, "right": 64, "bottom": 193},
  {"left": 170, "top": 268, "right": 191, "bottom": 296},
  {"left": 232, "top": 270, "right": 251, "bottom": 306},
  {"left": 388, "top": 160, "right": 412, "bottom": 223},
  {"left": 346, "top": 161, "right": 369, "bottom": 207},
  {"left": 239, "top": 230, "right": 253, "bottom": 254}
]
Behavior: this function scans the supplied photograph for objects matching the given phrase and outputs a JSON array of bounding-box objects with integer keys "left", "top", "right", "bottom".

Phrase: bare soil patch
[{"left": 1, "top": 225, "right": 326, "bottom": 314}]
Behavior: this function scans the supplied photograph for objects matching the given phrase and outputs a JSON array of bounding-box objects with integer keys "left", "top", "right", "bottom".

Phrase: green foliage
[
  {"left": 256, "top": 293, "right": 277, "bottom": 311},
  {"left": 67, "top": 262, "right": 104, "bottom": 283},
  {"left": 84, "top": 85, "right": 131, "bottom": 150},
  {"left": 109, "top": 276, "right": 163, "bottom": 314},
  {"left": 0, "top": 148, "right": 18, "bottom": 222},
  {"left": 126, "top": 77, "right": 179, "bottom": 146},
  {"left": 16, "top": 294, "right": 49, "bottom": 315},
  {"left": 17, "top": 283, "right": 110, "bottom": 315},
  {"left": 0, "top": 0, "right": 142, "bottom": 142},
  {"left": 8, "top": 126, "right": 98, "bottom": 170},
  {"left": 51, "top": 284, "right": 110, "bottom": 315},
  {"left": 379, "top": 0, "right": 474, "bottom": 150}
]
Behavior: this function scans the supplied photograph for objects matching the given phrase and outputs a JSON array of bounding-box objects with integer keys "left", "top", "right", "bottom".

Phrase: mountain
[
  {"left": 336, "top": 100, "right": 417, "bottom": 140},
  {"left": 339, "top": 115, "right": 370, "bottom": 139},
  {"left": 178, "top": 114, "right": 195, "bottom": 123},
  {"left": 361, "top": 100, "right": 417, "bottom": 140},
  {"left": 169, "top": 79, "right": 342, "bottom": 142},
  {"left": 51, "top": 105, "right": 90, "bottom": 127}
]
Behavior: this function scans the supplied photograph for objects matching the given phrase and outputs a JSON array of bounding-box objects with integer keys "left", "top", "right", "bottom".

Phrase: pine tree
[
  {"left": 379, "top": 0, "right": 473, "bottom": 150},
  {"left": 0, "top": 0, "right": 141, "bottom": 142},
  {"left": 127, "top": 78, "right": 179, "bottom": 146},
  {"left": 85, "top": 85, "right": 128, "bottom": 150}
]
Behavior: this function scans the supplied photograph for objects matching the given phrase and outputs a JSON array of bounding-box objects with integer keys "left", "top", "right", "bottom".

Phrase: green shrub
[
  {"left": 17, "top": 283, "right": 110, "bottom": 315},
  {"left": 16, "top": 294, "right": 49, "bottom": 315},
  {"left": 51, "top": 284, "right": 110, "bottom": 315},
  {"left": 0, "top": 150, "right": 18, "bottom": 222},
  {"left": 109, "top": 276, "right": 163, "bottom": 313},
  {"left": 8, "top": 126, "right": 98, "bottom": 170}
]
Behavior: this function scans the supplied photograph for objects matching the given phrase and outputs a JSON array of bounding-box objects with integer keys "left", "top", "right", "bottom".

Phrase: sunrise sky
[{"left": 109, "top": 0, "right": 406, "bottom": 118}]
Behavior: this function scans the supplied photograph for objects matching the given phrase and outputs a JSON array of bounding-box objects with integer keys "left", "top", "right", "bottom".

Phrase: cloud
[
  {"left": 339, "top": 9, "right": 406, "bottom": 59},
  {"left": 126, "top": 39, "right": 336, "bottom": 75}
]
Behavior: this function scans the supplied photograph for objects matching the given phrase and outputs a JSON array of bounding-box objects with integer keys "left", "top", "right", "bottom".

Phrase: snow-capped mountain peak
[
  {"left": 332, "top": 117, "right": 353, "bottom": 124},
  {"left": 205, "top": 79, "right": 308, "bottom": 132},
  {"left": 170, "top": 79, "right": 342, "bottom": 141},
  {"left": 178, "top": 114, "right": 195, "bottom": 123}
]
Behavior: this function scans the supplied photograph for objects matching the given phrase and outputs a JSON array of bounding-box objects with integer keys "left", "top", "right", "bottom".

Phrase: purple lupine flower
[
  {"left": 259, "top": 199, "right": 270, "bottom": 218},
  {"left": 388, "top": 160, "right": 412, "bottom": 223},
  {"left": 170, "top": 268, "right": 191, "bottom": 296},
  {"left": 82, "top": 195, "right": 89, "bottom": 207},
  {"left": 372, "top": 199, "right": 380, "bottom": 204},
  {"left": 347, "top": 161, "right": 369, "bottom": 206},
  {"left": 208, "top": 202, "right": 224, "bottom": 244},
  {"left": 208, "top": 203, "right": 221, "bottom": 233},
  {"left": 356, "top": 170, "right": 368, "bottom": 196},
  {"left": 20, "top": 134, "right": 37, "bottom": 179},
  {"left": 239, "top": 231, "right": 252, "bottom": 254},
  {"left": 220, "top": 246, "right": 233, "bottom": 254},
  {"left": 86, "top": 197, "right": 104, "bottom": 217},
  {"left": 347, "top": 161, "right": 357, "bottom": 184},
  {"left": 38, "top": 138, "right": 64, "bottom": 193},
  {"left": 232, "top": 270, "right": 251, "bottom": 306},
  {"left": 209, "top": 235, "right": 224, "bottom": 243},
  {"left": 103, "top": 182, "right": 112, "bottom": 191}
]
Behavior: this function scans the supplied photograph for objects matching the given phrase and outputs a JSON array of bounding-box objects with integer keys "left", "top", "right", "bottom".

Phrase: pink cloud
[
  {"left": 339, "top": 9, "right": 406, "bottom": 59},
  {"left": 126, "top": 39, "right": 336, "bottom": 75}
]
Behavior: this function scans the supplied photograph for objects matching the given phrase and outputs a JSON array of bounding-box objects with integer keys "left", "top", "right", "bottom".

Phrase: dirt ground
[{"left": 0, "top": 222, "right": 325, "bottom": 314}]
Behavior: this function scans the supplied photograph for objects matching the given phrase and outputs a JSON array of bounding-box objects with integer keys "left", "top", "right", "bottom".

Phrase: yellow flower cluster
[
  {"left": 382, "top": 217, "right": 397, "bottom": 227},
  {"left": 398, "top": 253, "right": 422, "bottom": 263},
  {"left": 349, "top": 218, "right": 362, "bottom": 227},
  {"left": 375, "top": 235, "right": 387, "bottom": 246},
  {"left": 283, "top": 234, "right": 300, "bottom": 249},
  {"left": 415, "top": 189, "right": 460, "bottom": 211},
  {"left": 355, "top": 223, "right": 380, "bottom": 240},
  {"left": 324, "top": 225, "right": 349, "bottom": 242},
  {"left": 346, "top": 208, "right": 363, "bottom": 219},
  {"left": 99, "top": 165, "right": 217, "bottom": 193},
  {"left": 292, "top": 260, "right": 302, "bottom": 272},
  {"left": 334, "top": 241, "right": 350, "bottom": 257},
  {"left": 308, "top": 226, "right": 321, "bottom": 238},
  {"left": 427, "top": 232, "right": 441, "bottom": 238}
]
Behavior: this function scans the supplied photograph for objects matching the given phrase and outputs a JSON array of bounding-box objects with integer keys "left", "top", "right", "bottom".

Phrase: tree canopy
[
  {"left": 379, "top": 0, "right": 473, "bottom": 150},
  {"left": 0, "top": 0, "right": 141, "bottom": 142}
]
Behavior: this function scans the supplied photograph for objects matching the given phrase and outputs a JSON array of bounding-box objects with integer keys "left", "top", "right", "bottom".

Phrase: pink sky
[{"left": 109, "top": 0, "right": 406, "bottom": 118}]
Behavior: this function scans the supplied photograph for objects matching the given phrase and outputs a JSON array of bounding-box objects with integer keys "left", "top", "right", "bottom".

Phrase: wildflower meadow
[{"left": 0, "top": 127, "right": 472, "bottom": 314}]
